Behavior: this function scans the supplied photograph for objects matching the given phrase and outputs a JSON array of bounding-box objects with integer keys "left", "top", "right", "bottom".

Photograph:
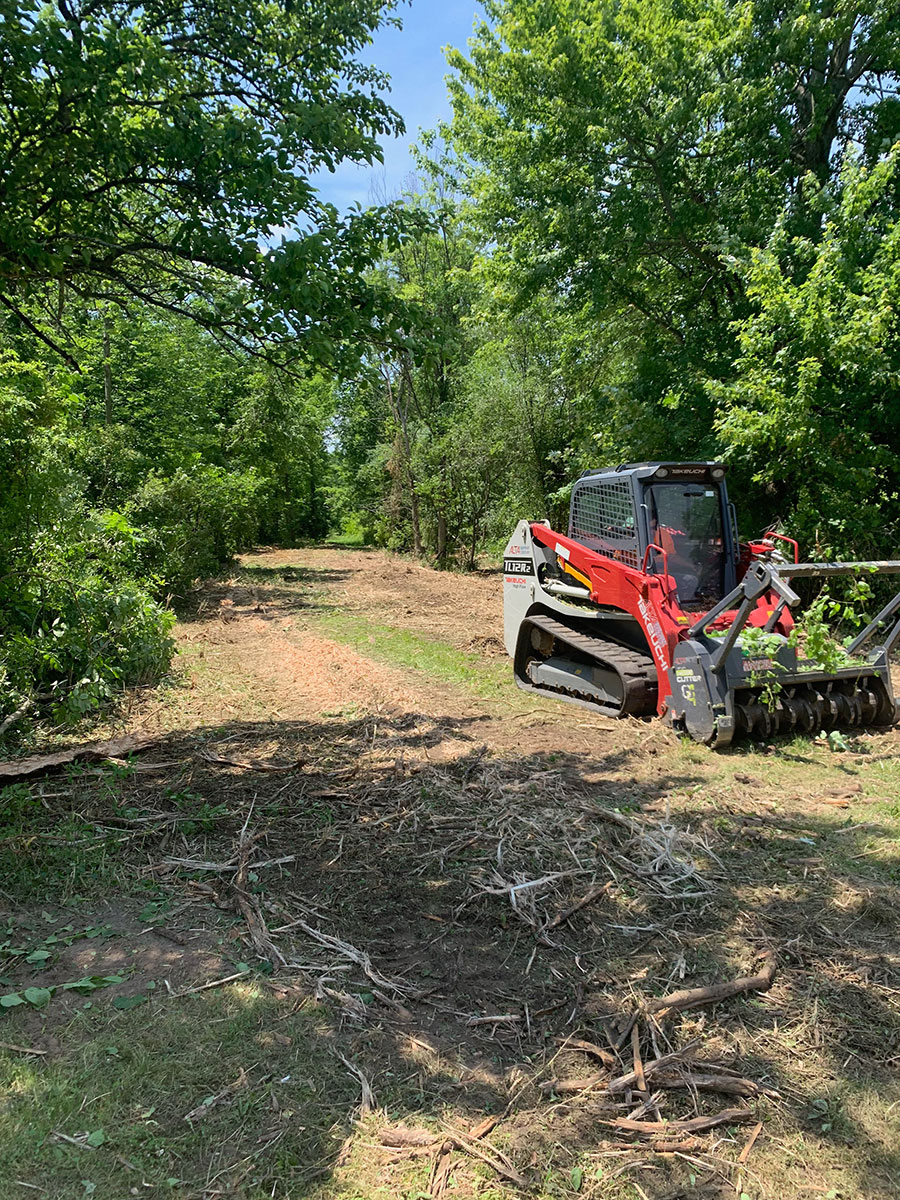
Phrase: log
[{"left": 0, "top": 733, "right": 158, "bottom": 779}]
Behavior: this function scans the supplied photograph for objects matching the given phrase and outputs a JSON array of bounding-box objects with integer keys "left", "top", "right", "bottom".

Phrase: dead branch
[
  {"left": 336, "top": 1051, "right": 375, "bottom": 1116},
  {"left": 605, "top": 1107, "right": 756, "bottom": 1136},
  {"left": 0, "top": 733, "right": 158, "bottom": 779},
  {"left": 544, "top": 880, "right": 612, "bottom": 930},
  {"left": 0, "top": 697, "right": 36, "bottom": 737},
  {"left": 428, "top": 1140, "right": 454, "bottom": 1198},
  {"left": 232, "top": 831, "right": 286, "bottom": 966},
  {"left": 607, "top": 1039, "right": 701, "bottom": 1095},
  {"left": 648, "top": 952, "right": 777, "bottom": 1016},
  {"left": 555, "top": 1036, "right": 617, "bottom": 1068},
  {"left": 738, "top": 1120, "right": 764, "bottom": 1163},
  {"left": 444, "top": 1128, "right": 530, "bottom": 1189},
  {"left": 198, "top": 748, "right": 304, "bottom": 772},
  {"left": 650, "top": 1072, "right": 774, "bottom": 1098},
  {"left": 631, "top": 1023, "right": 648, "bottom": 1094},
  {"left": 539, "top": 1072, "right": 607, "bottom": 1096}
]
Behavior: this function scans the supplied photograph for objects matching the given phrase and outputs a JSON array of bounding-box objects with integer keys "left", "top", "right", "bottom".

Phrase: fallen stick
[
  {"left": 336, "top": 1051, "right": 375, "bottom": 1116},
  {"left": 198, "top": 749, "right": 304, "bottom": 773},
  {"left": 607, "top": 1039, "right": 701, "bottom": 1095},
  {"left": 170, "top": 969, "right": 250, "bottom": 998},
  {"left": 428, "top": 1140, "right": 454, "bottom": 1199},
  {"left": 378, "top": 1128, "right": 440, "bottom": 1149},
  {"left": 609, "top": 1137, "right": 706, "bottom": 1153},
  {"left": 545, "top": 881, "right": 612, "bottom": 931},
  {"left": 738, "top": 1120, "right": 764, "bottom": 1163},
  {"left": 183, "top": 1068, "right": 249, "bottom": 1122},
  {"left": 444, "top": 1129, "right": 530, "bottom": 1189},
  {"left": 631, "top": 1024, "right": 648, "bottom": 1094},
  {"left": 648, "top": 952, "right": 777, "bottom": 1016},
  {"left": 605, "top": 1107, "right": 755, "bottom": 1136},
  {"left": 466, "top": 1013, "right": 521, "bottom": 1027},
  {"left": 232, "top": 831, "right": 287, "bottom": 966},
  {"left": 0, "top": 1041, "right": 47, "bottom": 1056},
  {"left": 0, "top": 697, "right": 36, "bottom": 737},
  {"left": 650, "top": 1072, "right": 773, "bottom": 1098},
  {"left": 539, "top": 1072, "right": 606, "bottom": 1095},
  {"left": 556, "top": 1036, "right": 617, "bottom": 1068}
]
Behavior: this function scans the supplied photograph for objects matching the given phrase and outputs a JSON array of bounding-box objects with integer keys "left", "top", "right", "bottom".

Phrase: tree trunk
[
  {"left": 383, "top": 364, "right": 423, "bottom": 557},
  {"left": 102, "top": 320, "right": 113, "bottom": 424}
]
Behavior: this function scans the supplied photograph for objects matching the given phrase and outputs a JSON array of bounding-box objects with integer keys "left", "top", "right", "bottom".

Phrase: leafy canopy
[{"left": 0, "top": 0, "right": 405, "bottom": 363}]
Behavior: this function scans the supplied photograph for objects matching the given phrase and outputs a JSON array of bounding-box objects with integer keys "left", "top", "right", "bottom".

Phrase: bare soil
[{"left": 2, "top": 546, "right": 900, "bottom": 1200}]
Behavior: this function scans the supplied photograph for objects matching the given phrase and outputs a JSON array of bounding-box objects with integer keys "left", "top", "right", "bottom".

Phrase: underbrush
[{"left": 0, "top": 512, "right": 176, "bottom": 739}]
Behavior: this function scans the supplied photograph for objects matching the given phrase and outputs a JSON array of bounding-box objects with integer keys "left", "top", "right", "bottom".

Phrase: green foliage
[
  {"left": 0, "top": 299, "right": 338, "bottom": 736},
  {"left": 714, "top": 150, "right": 900, "bottom": 556},
  {"left": 0, "top": 0, "right": 405, "bottom": 365}
]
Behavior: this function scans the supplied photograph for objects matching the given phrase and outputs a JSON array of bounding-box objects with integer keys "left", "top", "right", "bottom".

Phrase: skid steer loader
[{"left": 503, "top": 462, "right": 900, "bottom": 746}]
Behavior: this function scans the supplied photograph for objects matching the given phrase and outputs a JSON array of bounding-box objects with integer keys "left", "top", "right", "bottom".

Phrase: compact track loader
[{"left": 503, "top": 462, "right": 900, "bottom": 747}]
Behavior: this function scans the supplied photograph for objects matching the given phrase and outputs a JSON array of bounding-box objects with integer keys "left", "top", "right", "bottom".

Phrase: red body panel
[{"left": 531, "top": 523, "right": 794, "bottom": 714}]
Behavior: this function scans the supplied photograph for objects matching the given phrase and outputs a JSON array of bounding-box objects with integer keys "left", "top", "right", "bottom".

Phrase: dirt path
[{"left": 4, "top": 546, "right": 900, "bottom": 1200}]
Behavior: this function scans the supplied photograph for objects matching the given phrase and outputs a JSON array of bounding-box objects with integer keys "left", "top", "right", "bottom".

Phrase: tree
[
  {"left": 0, "top": 0, "right": 405, "bottom": 364},
  {"left": 713, "top": 149, "right": 900, "bottom": 557},
  {"left": 447, "top": 0, "right": 900, "bottom": 462}
]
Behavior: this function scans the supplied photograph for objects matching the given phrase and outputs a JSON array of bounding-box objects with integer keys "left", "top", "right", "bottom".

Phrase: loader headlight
[
  {"left": 655, "top": 467, "right": 669, "bottom": 478},
  {"left": 711, "top": 468, "right": 725, "bottom": 479}
]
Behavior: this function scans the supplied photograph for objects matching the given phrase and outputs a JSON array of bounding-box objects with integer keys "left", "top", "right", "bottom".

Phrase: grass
[
  {"left": 0, "top": 984, "right": 364, "bottom": 1199},
  {"left": 2, "top": 547, "right": 900, "bottom": 1199},
  {"left": 311, "top": 611, "right": 520, "bottom": 704}
]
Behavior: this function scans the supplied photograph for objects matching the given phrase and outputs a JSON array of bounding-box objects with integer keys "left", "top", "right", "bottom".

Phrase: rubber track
[{"left": 524, "top": 614, "right": 658, "bottom": 717}]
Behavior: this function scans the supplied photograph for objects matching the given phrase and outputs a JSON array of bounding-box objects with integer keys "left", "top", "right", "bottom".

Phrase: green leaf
[
  {"left": 112, "top": 994, "right": 146, "bottom": 1010},
  {"left": 22, "top": 988, "right": 52, "bottom": 1008},
  {"left": 85, "top": 1130, "right": 106, "bottom": 1148},
  {"left": 570, "top": 1165, "right": 583, "bottom": 1191},
  {"left": 25, "top": 949, "right": 51, "bottom": 964},
  {"left": 23, "top": 987, "right": 52, "bottom": 1007},
  {"left": 0, "top": 992, "right": 25, "bottom": 1008}
]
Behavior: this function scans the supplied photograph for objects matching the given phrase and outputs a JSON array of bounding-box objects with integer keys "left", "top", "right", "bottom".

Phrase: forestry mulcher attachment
[{"left": 503, "top": 462, "right": 900, "bottom": 747}]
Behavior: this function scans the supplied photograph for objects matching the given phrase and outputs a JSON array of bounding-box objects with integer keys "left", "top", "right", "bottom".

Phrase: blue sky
[{"left": 314, "top": 0, "right": 484, "bottom": 210}]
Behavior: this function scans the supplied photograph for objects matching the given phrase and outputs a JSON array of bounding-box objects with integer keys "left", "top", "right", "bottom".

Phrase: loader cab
[{"left": 568, "top": 462, "right": 737, "bottom": 607}]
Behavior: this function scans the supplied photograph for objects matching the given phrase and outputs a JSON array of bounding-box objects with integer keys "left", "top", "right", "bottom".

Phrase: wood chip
[{"left": 467, "top": 1115, "right": 499, "bottom": 1140}]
